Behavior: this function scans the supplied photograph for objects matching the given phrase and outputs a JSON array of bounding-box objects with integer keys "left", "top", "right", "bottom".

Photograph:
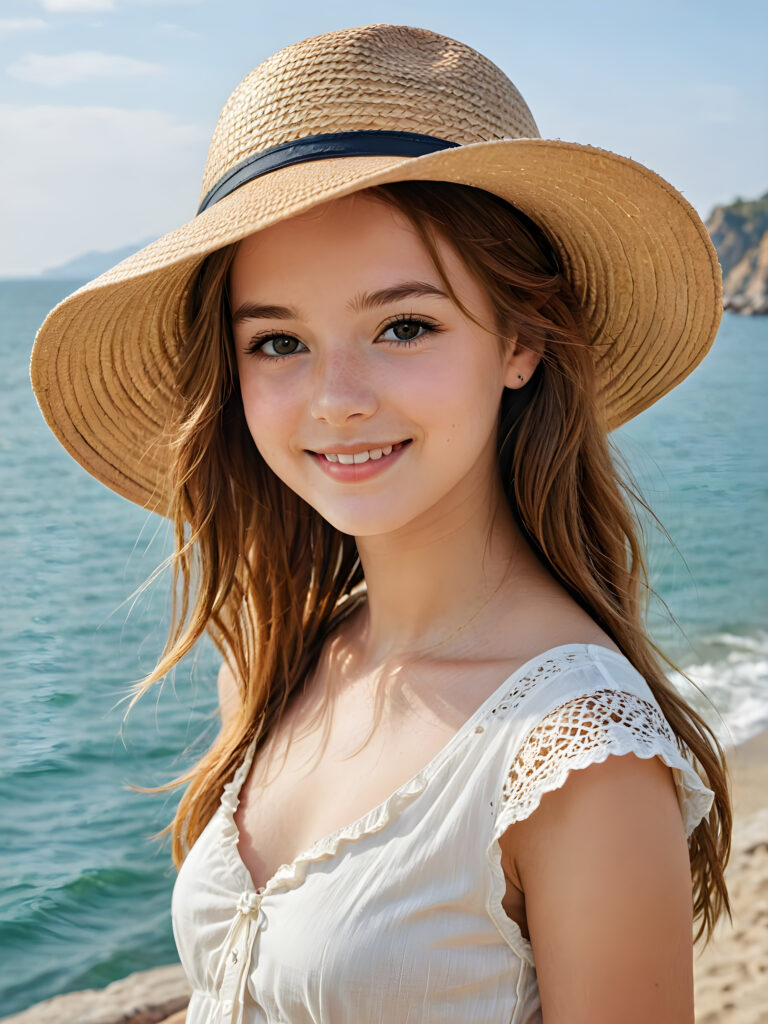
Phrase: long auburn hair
[{"left": 134, "top": 180, "right": 732, "bottom": 948}]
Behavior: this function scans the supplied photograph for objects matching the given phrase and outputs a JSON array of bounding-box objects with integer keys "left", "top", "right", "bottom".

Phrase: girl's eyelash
[
  {"left": 244, "top": 316, "right": 443, "bottom": 360},
  {"left": 379, "top": 315, "right": 442, "bottom": 345},
  {"left": 244, "top": 333, "right": 300, "bottom": 358}
]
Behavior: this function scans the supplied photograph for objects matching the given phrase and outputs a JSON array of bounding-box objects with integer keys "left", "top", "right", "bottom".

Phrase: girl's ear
[{"left": 502, "top": 332, "right": 544, "bottom": 389}]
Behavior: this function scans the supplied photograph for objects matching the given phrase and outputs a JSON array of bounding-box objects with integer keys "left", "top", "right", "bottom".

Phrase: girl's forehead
[
  {"left": 231, "top": 195, "right": 447, "bottom": 290},
  {"left": 237, "top": 191, "right": 416, "bottom": 254}
]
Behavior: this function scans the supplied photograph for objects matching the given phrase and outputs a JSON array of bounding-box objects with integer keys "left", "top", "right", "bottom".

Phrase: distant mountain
[
  {"left": 706, "top": 193, "right": 768, "bottom": 315},
  {"left": 40, "top": 238, "right": 155, "bottom": 280}
]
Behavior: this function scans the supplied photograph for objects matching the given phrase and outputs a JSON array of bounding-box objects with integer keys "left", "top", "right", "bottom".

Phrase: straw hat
[{"left": 30, "top": 23, "right": 722, "bottom": 516}]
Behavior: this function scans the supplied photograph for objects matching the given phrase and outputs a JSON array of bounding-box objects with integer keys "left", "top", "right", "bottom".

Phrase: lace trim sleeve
[{"left": 492, "top": 688, "right": 715, "bottom": 842}]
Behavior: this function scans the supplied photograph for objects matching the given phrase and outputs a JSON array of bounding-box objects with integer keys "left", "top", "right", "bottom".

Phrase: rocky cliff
[{"left": 706, "top": 192, "right": 768, "bottom": 315}]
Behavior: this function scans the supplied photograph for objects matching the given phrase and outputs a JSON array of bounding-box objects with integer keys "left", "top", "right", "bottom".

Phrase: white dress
[{"left": 172, "top": 643, "right": 715, "bottom": 1024}]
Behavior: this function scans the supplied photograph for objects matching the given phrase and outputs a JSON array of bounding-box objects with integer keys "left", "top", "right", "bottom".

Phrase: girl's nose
[{"left": 309, "top": 346, "right": 379, "bottom": 425}]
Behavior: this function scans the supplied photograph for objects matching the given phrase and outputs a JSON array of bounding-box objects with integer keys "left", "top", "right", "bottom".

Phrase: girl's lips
[{"left": 308, "top": 440, "right": 412, "bottom": 481}]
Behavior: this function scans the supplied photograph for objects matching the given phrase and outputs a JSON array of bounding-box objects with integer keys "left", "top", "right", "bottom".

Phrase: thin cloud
[
  {"left": 7, "top": 51, "right": 165, "bottom": 86},
  {"left": 37, "top": 0, "right": 202, "bottom": 9},
  {"left": 40, "top": 0, "right": 115, "bottom": 11},
  {"left": 156, "top": 21, "right": 199, "bottom": 38},
  {"left": 0, "top": 18, "right": 49, "bottom": 33},
  {"left": 0, "top": 102, "right": 209, "bottom": 276}
]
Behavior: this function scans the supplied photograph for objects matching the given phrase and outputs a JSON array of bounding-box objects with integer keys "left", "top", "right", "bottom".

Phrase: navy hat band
[{"left": 196, "top": 130, "right": 460, "bottom": 215}]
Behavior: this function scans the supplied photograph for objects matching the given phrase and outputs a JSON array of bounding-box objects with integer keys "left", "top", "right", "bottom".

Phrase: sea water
[{"left": 1, "top": 280, "right": 766, "bottom": 1014}]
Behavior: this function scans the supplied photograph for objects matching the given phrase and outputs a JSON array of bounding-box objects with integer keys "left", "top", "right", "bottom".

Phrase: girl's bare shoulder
[{"left": 217, "top": 661, "right": 240, "bottom": 727}]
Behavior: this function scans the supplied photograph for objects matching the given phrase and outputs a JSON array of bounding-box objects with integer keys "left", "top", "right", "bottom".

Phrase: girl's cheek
[{"left": 240, "top": 370, "right": 293, "bottom": 416}]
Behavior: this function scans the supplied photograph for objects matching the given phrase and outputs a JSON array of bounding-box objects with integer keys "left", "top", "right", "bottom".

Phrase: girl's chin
[
  {"left": 315, "top": 513, "right": 414, "bottom": 538},
  {"left": 302, "top": 497, "right": 425, "bottom": 538}
]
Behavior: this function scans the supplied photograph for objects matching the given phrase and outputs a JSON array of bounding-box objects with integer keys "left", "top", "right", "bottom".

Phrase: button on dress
[{"left": 172, "top": 643, "right": 715, "bottom": 1023}]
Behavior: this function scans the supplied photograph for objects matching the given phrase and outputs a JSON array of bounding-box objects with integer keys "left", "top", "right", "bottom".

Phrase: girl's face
[{"left": 229, "top": 192, "right": 533, "bottom": 537}]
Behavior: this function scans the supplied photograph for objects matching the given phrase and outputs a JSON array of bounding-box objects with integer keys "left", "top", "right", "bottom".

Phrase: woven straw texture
[{"left": 30, "top": 24, "right": 722, "bottom": 515}]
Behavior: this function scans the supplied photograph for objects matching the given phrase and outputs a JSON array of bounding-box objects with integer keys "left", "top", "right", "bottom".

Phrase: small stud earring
[{"left": 517, "top": 374, "right": 524, "bottom": 382}]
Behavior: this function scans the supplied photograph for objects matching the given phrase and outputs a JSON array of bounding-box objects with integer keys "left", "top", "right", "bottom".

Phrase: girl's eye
[
  {"left": 246, "top": 317, "right": 439, "bottom": 359},
  {"left": 380, "top": 318, "right": 437, "bottom": 345},
  {"left": 246, "top": 334, "right": 307, "bottom": 359}
]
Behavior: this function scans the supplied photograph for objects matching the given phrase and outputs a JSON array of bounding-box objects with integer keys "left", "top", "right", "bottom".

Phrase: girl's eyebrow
[{"left": 231, "top": 280, "right": 449, "bottom": 324}]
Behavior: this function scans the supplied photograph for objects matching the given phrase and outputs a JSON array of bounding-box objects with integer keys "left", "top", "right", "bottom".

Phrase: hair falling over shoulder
[{"left": 131, "top": 180, "right": 732, "bottom": 949}]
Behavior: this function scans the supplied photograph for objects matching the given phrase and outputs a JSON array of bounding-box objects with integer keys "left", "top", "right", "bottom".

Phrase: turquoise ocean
[{"left": 1, "top": 280, "right": 767, "bottom": 1015}]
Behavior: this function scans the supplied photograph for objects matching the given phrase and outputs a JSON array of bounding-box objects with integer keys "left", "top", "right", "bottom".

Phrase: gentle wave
[
  {"left": 672, "top": 631, "right": 768, "bottom": 749},
  {"left": 0, "top": 865, "right": 176, "bottom": 1011}
]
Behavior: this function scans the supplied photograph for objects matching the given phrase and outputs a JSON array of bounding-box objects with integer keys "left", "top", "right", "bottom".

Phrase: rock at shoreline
[
  {"left": 0, "top": 964, "right": 189, "bottom": 1024},
  {"left": 706, "top": 193, "right": 768, "bottom": 315}
]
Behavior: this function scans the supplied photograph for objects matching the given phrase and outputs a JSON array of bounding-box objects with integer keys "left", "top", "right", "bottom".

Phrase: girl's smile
[{"left": 308, "top": 438, "right": 413, "bottom": 482}]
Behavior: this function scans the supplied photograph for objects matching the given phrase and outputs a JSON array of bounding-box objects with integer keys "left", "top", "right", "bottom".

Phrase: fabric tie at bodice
[{"left": 217, "top": 889, "right": 267, "bottom": 1024}]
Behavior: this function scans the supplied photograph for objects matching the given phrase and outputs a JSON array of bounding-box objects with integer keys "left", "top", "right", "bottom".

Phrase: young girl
[{"left": 31, "top": 23, "right": 731, "bottom": 1024}]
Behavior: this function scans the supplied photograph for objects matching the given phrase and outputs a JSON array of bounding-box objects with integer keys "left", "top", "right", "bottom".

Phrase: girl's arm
[{"left": 499, "top": 752, "right": 695, "bottom": 1023}]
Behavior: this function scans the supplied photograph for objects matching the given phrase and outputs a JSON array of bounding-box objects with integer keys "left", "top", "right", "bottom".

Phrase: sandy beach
[{"left": 693, "top": 728, "right": 768, "bottom": 1023}]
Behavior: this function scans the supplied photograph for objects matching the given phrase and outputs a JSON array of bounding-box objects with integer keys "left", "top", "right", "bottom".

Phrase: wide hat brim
[{"left": 30, "top": 138, "right": 722, "bottom": 516}]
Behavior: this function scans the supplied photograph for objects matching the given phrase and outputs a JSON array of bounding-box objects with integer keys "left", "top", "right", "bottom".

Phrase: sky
[{"left": 0, "top": 0, "right": 765, "bottom": 277}]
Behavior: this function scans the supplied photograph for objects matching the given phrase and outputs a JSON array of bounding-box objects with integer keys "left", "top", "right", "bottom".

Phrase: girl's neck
[{"left": 349, "top": 480, "right": 539, "bottom": 668}]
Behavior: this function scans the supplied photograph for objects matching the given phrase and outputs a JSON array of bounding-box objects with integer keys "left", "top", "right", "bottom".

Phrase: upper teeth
[{"left": 323, "top": 443, "right": 398, "bottom": 464}]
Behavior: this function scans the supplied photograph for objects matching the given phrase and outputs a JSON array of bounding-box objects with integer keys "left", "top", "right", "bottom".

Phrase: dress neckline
[{"left": 217, "top": 642, "right": 626, "bottom": 897}]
